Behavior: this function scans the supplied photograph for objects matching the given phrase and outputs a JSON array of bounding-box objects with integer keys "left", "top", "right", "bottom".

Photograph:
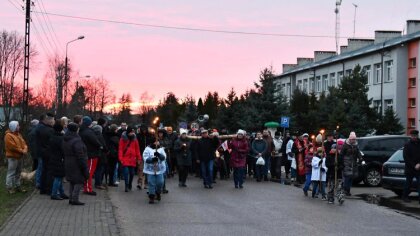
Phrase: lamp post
[{"left": 59, "top": 35, "right": 84, "bottom": 116}]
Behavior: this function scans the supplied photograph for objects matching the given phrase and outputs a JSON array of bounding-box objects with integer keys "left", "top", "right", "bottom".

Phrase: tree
[
  {"left": 179, "top": 95, "right": 197, "bottom": 124},
  {"left": 116, "top": 93, "right": 133, "bottom": 124},
  {"left": 202, "top": 92, "right": 220, "bottom": 127},
  {"left": 375, "top": 108, "right": 404, "bottom": 135},
  {"left": 67, "top": 85, "right": 88, "bottom": 118},
  {"left": 80, "top": 76, "right": 114, "bottom": 119},
  {"left": 156, "top": 92, "right": 183, "bottom": 128}
]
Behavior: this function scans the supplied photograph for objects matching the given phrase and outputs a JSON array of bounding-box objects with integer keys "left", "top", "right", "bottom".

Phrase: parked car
[
  {"left": 382, "top": 149, "right": 418, "bottom": 197},
  {"left": 353, "top": 135, "right": 410, "bottom": 187}
]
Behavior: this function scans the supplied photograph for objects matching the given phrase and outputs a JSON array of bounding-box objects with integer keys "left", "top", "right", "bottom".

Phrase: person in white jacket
[
  {"left": 311, "top": 147, "right": 328, "bottom": 200},
  {"left": 143, "top": 139, "right": 167, "bottom": 204}
]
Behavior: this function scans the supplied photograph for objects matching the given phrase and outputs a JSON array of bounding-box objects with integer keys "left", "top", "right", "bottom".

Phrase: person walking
[
  {"left": 302, "top": 145, "right": 314, "bottom": 196},
  {"left": 252, "top": 131, "right": 268, "bottom": 182},
  {"left": 119, "top": 126, "right": 142, "bottom": 192},
  {"left": 174, "top": 129, "right": 192, "bottom": 187},
  {"left": 79, "top": 116, "right": 103, "bottom": 196},
  {"left": 63, "top": 123, "right": 89, "bottom": 205},
  {"left": 195, "top": 130, "right": 220, "bottom": 189},
  {"left": 143, "top": 139, "right": 167, "bottom": 204},
  {"left": 5, "top": 121, "right": 28, "bottom": 194},
  {"left": 311, "top": 147, "right": 328, "bottom": 200},
  {"left": 229, "top": 129, "right": 250, "bottom": 189},
  {"left": 340, "top": 132, "right": 364, "bottom": 196},
  {"left": 48, "top": 121, "right": 68, "bottom": 200},
  {"left": 402, "top": 130, "right": 420, "bottom": 203}
]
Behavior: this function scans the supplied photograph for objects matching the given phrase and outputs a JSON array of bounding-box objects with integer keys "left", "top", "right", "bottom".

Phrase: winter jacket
[
  {"left": 251, "top": 138, "right": 268, "bottom": 158},
  {"left": 48, "top": 131, "right": 65, "bottom": 177},
  {"left": 35, "top": 122, "right": 54, "bottom": 159},
  {"left": 94, "top": 129, "right": 108, "bottom": 165},
  {"left": 340, "top": 139, "right": 362, "bottom": 177},
  {"left": 286, "top": 139, "right": 295, "bottom": 160},
  {"left": 137, "top": 131, "right": 154, "bottom": 153},
  {"left": 105, "top": 131, "right": 119, "bottom": 163},
  {"left": 195, "top": 136, "right": 220, "bottom": 162},
  {"left": 4, "top": 130, "right": 27, "bottom": 159},
  {"left": 143, "top": 145, "right": 167, "bottom": 175},
  {"left": 63, "top": 132, "right": 89, "bottom": 184},
  {"left": 174, "top": 137, "right": 192, "bottom": 166},
  {"left": 273, "top": 138, "right": 283, "bottom": 157},
  {"left": 229, "top": 138, "right": 250, "bottom": 168},
  {"left": 324, "top": 140, "right": 336, "bottom": 168},
  {"left": 79, "top": 125, "right": 103, "bottom": 159},
  {"left": 119, "top": 132, "right": 142, "bottom": 167},
  {"left": 27, "top": 126, "right": 37, "bottom": 159},
  {"left": 403, "top": 138, "right": 420, "bottom": 176},
  {"left": 304, "top": 153, "right": 314, "bottom": 174},
  {"left": 311, "top": 155, "right": 328, "bottom": 181}
]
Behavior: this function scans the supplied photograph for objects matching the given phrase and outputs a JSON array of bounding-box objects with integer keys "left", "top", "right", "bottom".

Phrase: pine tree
[{"left": 375, "top": 108, "right": 404, "bottom": 135}]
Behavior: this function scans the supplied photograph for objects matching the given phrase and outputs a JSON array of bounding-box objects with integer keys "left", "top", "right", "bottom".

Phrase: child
[
  {"left": 303, "top": 145, "right": 314, "bottom": 196},
  {"left": 311, "top": 147, "right": 328, "bottom": 200}
]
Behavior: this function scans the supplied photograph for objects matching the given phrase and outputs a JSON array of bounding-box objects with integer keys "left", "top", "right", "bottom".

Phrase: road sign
[
  {"left": 179, "top": 122, "right": 188, "bottom": 129},
  {"left": 280, "top": 117, "right": 290, "bottom": 128}
]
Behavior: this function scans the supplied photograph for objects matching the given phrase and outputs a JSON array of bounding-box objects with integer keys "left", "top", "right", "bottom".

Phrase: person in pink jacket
[
  {"left": 119, "top": 126, "right": 142, "bottom": 192},
  {"left": 229, "top": 129, "right": 250, "bottom": 189}
]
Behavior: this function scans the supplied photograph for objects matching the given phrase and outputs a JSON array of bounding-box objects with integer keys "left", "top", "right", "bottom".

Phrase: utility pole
[
  {"left": 22, "top": 0, "right": 32, "bottom": 124},
  {"left": 353, "top": 3, "right": 358, "bottom": 38}
]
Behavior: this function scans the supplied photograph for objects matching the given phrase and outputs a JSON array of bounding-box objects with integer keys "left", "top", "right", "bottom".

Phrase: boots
[
  {"left": 156, "top": 193, "right": 161, "bottom": 201},
  {"left": 149, "top": 194, "right": 155, "bottom": 204}
]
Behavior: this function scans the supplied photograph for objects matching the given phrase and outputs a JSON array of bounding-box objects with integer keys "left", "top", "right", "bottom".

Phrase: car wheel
[
  {"left": 392, "top": 190, "right": 403, "bottom": 197},
  {"left": 364, "top": 168, "right": 382, "bottom": 187}
]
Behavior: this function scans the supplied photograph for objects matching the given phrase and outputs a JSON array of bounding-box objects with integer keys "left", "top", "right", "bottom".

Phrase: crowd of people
[{"left": 4, "top": 113, "right": 420, "bottom": 206}]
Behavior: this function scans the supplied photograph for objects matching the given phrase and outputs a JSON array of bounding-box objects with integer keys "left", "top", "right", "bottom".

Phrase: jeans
[
  {"left": 35, "top": 158, "right": 43, "bottom": 188},
  {"left": 6, "top": 158, "right": 22, "bottom": 189},
  {"left": 51, "top": 177, "right": 65, "bottom": 197},
  {"left": 303, "top": 173, "right": 312, "bottom": 192},
  {"left": 233, "top": 167, "right": 245, "bottom": 187},
  {"left": 95, "top": 163, "right": 105, "bottom": 187},
  {"left": 178, "top": 165, "right": 189, "bottom": 184},
  {"left": 312, "top": 181, "right": 326, "bottom": 197},
  {"left": 343, "top": 176, "right": 353, "bottom": 193},
  {"left": 403, "top": 174, "right": 420, "bottom": 199},
  {"left": 122, "top": 166, "right": 135, "bottom": 190},
  {"left": 69, "top": 183, "right": 83, "bottom": 202},
  {"left": 200, "top": 160, "right": 214, "bottom": 186},
  {"left": 147, "top": 174, "right": 164, "bottom": 195},
  {"left": 255, "top": 165, "right": 264, "bottom": 181}
]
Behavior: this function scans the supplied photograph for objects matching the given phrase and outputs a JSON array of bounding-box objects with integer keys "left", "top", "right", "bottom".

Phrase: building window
[
  {"left": 345, "top": 69, "right": 353, "bottom": 77},
  {"left": 303, "top": 79, "right": 308, "bottom": 93},
  {"left": 374, "top": 63, "right": 382, "bottom": 84},
  {"left": 322, "top": 75, "right": 328, "bottom": 92},
  {"left": 409, "top": 58, "right": 417, "bottom": 68},
  {"left": 297, "top": 80, "right": 303, "bottom": 91},
  {"left": 316, "top": 76, "right": 321, "bottom": 92},
  {"left": 330, "top": 73, "right": 336, "bottom": 87},
  {"left": 337, "top": 72, "right": 343, "bottom": 86},
  {"left": 384, "top": 60, "right": 393, "bottom": 82},
  {"left": 363, "top": 65, "right": 372, "bottom": 85},
  {"left": 286, "top": 83, "right": 291, "bottom": 97},
  {"left": 409, "top": 118, "right": 416, "bottom": 128},
  {"left": 310, "top": 78, "right": 315, "bottom": 92},
  {"left": 384, "top": 99, "right": 393, "bottom": 110},
  {"left": 409, "top": 78, "right": 416, "bottom": 87},
  {"left": 409, "top": 98, "right": 416, "bottom": 107},
  {"left": 373, "top": 100, "right": 382, "bottom": 113}
]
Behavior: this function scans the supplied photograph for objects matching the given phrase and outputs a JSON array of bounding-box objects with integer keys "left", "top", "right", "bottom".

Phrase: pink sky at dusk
[{"left": 2, "top": 0, "right": 420, "bottom": 106}]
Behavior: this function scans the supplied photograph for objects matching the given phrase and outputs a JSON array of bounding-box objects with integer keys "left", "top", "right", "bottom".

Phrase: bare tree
[{"left": 80, "top": 76, "right": 114, "bottom": 118}]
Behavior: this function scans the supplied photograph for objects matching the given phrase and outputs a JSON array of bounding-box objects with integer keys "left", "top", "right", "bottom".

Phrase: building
[{"left": 274, "top": 20, "right": 420, "bottom": 134}]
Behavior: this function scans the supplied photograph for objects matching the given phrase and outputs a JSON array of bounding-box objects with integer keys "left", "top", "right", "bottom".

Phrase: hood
[
  {"left": 345, "top": 138, "right": 358, "bottom": 146},
  {"left": 122, "top": 131, "right": 137, "bottom": 141}
]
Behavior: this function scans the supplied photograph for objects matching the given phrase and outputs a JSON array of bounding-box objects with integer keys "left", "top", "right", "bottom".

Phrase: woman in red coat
[
  {"left": 119, "top": 126, "right": 142, "bottom": 192},
  {"left": 229, "top": 129, "right": 250, "bottom": 189}
]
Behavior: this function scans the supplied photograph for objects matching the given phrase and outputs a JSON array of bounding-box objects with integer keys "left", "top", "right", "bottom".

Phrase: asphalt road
[{"left": 108, "top": 176, "right": 420, "bottom": 236}]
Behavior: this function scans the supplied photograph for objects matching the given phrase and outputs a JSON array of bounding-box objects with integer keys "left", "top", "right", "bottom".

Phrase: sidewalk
[{"left": 0, "top": 187, "right": 120, "bottom": 236}]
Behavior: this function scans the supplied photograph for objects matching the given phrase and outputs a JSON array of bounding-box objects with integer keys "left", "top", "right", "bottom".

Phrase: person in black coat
[
  {"left": 79, "top": 116, "right": 103, "bottom": 195},
  {"left": 35, "top": 113, "right": 55, "bottom": 194},
  {"left": 27, "top": 119, "right": 40, "bottom": 171},
  {"left": 105, "top": 124, "right": 120, "bottom": 187},
  {"left": 136, "top": 124, "right": 154, "bottom": 189},
  {"left": 93, "top": 124, "right": 108, "bottom": 190},
  {"left": 48, "top": 121, "right": 68, "bottom": 200},
  {"left": 195, "top": 130, "right": 219, "bottom": 189},
  {"left": 63, "top": 123, "right": 89, "bottom": 205},
  {"left": 403, "top": 130, "right": 420, "bottom": 203}
]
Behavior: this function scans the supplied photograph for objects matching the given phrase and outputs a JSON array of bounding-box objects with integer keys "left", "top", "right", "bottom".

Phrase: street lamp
[{"left": 59, "top": 35, "right": 85, "bottom": 116}]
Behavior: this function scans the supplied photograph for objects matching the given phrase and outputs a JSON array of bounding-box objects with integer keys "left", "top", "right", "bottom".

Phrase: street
[{"left": 109, "top": 176, "right": 420, "bottom": 236}]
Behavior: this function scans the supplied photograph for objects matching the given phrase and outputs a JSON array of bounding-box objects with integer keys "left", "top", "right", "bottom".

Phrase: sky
[{"left": 2, "top": 0, "right": 420, "bottom": 107}]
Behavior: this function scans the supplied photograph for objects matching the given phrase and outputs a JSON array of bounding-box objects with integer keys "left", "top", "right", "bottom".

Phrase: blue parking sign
[{"left": 280, "top": 117, "right": 289, "bottom": 128}]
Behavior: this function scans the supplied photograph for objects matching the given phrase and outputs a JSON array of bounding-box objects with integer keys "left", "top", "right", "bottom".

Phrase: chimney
[
  {"left": 314, "top": 51, "right": 336, "bottom": 62},
  {"left": 374, "top": 31, "right": 402, "bottom": 44},
  {"left": 407, "top": 20, "right": 420, "bottom": 34},
  {"left": 347, "top": 38, "right": 374, "bottom": 51},
  {"left": 282, "top": 64, "right": 297, "bottom": 73},
  {"left": 340, "top": 45, "right": 349, "bottom": 54},
  {"left": 297, "top": 57, "right": 314, "bottom": 66}
]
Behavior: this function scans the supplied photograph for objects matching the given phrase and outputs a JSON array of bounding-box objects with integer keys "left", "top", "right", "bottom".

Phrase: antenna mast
[
  {"left": 335, "top": 0, "right": 342, "bottom": 54},
  {"left": 353, "top": 3, "right": 358, "bottom": 38}
]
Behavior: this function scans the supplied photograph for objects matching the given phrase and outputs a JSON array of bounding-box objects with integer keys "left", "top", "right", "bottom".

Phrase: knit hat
[
  {"left": 237, "top": 129, "right": 246, "bottom": 135},
  {"left": 126, "top": 126, "right": 134, "bottom": 134},
  {"left": 316, "top": 134, "right": 323, "bottom": 143},
  {"left": 9, "top": 121, "right": 19, "bottom": 132},
  {"left": 349, "top": 132, "right": 357, "bottom": 139},
  {"left": 110, "top": 124, "right": 118, "bottom": 132},
  {"left": 92, "top": 124, "right": 103, "bottom": 134},
  {"left": 302, "top": 133, "right": 309, "bottom": 137},
  {"left": 180, "top": 128, "right": 188, "bottom": 135},
  {"left": 201, "top": 129, "right": 208, "bottom": 134},
  {"left": 30, "top": 119, "right": 39, "bottom": 127},
  {"left": 82, "top": 116, "right": 93, "bottom": 127},
  {"left": 97, "top": 117, "right": 107, "bottom": 126},
  {"left": 67, "top": 122, "right": 79, "bottom": 132}
]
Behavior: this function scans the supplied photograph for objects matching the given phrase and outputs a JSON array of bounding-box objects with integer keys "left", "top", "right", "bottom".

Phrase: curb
[{"left": 0, "top": 189, "right": 36, "bottom": 232}]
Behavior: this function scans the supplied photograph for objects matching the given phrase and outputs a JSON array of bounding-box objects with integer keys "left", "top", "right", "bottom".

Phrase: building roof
[{"left": 277, "top": 30, "right": 420, "bottom": 78}]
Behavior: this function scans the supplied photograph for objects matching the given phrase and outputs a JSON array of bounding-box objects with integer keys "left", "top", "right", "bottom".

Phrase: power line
[
  {"left": 32, "top": 10, "right": 350, "bottom": 39},
  {"left": 32, "top": 10, "right": 58, "bottom": 54},
  {"left": 8, "top": 0, "right": 23, "bottom": 12},
  {"left": 32, "top": 22, "right": 54, "bottom": 59},
  {"left": 36, "top": 0, "right": 63, "bottom": 54}
]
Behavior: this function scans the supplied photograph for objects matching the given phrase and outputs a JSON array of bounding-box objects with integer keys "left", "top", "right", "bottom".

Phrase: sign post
[{"left": 280, "top": 116, "right": 290, "bottom": 138}]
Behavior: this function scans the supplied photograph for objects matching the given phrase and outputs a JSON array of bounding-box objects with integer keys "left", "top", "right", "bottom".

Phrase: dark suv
[{"left": 354, "top": 135, "right": 410, "bottom": 187}]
